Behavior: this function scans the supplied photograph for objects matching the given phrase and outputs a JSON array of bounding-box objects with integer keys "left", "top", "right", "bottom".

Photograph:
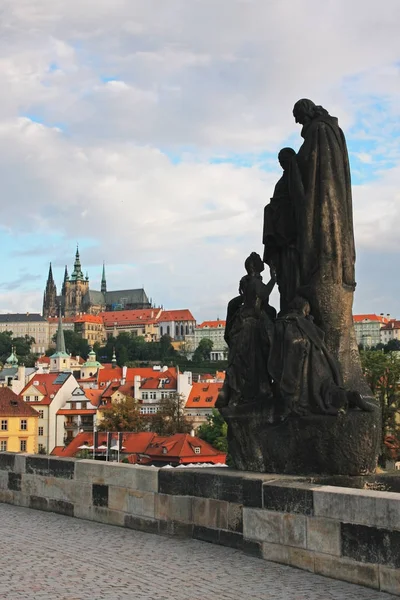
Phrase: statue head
[
  {"left": 293, "top": 99, "right": 329, "bottom": 125},
  {"left": 244, "top": 252, "right": 264, "bottom": 277},
  {"left": 288, "top": 296, "right": 311, "bottom": 316},
  {"left": 278, "top": 147, "right": 296, "bottom": 170}
]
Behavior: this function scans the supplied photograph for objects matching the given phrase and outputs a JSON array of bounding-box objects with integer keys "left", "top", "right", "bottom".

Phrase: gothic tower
[
  {"left": 63, "top": 247, "right": 90, "bottom": 317},
  {"left": 101, "top": 262, "right": 107, "bottom": 294},
  {"left": 42, "top": 263, "right": 58, "bottom": 318}
]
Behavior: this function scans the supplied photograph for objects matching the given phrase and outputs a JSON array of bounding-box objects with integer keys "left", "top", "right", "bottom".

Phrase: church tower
[
  {"left": 42, "top": 263, "right": 58, "bottom": 318},
  {"left": 63, "top": 247, "right": 90, "bottom": 317},
  {"left": 101, "top": 262, "right": 107, "bottom": 294}
]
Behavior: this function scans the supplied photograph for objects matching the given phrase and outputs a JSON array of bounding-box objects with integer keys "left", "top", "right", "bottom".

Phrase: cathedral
[{"left": 42, "top": 248, "right": 151, "bottom": 318}]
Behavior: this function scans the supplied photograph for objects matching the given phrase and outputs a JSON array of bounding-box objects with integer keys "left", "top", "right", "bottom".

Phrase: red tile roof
[
  {"left": 19, "top": 373, "right": 72, "bottom": 405},
  {"left": 186, "top": 382, "right": 222, "bottom": 408},
  {"left": 381, "top": 320, "right": 400, "bottom": 331},
  {"left": 47, "top": 317, "right": 76, "bottom": 324},
  {"left": 158, "top": 310, "right": 195, "bottom": 322},
  {"left": 353, "top": 314, "right": 390, "bottom": 323},
  {"left": 36, "top": 356, "right": 50, "bottom": 365},
  {"left": 50, "top": 431, "right": 226, "bottom": 464},
  {"left": 100, "top": 309, "right": 161, "bottom": 327},
  {"left": 51, "top": 431, "right": 155, "bottom": 457},
  {"left": 97, "top": 367, "right": 123, "bottom": 384},
  {"left": 197, "top": 320, "right": 226, "bottom": 329},
  {"left": 145, "top": 433, "right": 226, "bottom": 464},
  {"left": 83, "top": 389, "right": 104, "bottom": 406},
  {"left": 74, "top": 314, "right": 104, "bottom": 324},
  {"left": 0, "top": 388, "right": 39, "bottom": 417}
]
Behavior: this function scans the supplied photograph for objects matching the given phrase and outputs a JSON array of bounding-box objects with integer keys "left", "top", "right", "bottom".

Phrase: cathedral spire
[
  {"left": 101, "top": 262, "right": 107, "bottom": 294},
  {"left": 47, "top": 263, "right": 55, "bottom": 285},
  {"left": 42, "top": 262, "right": 57, "bottom": 318},
  {"left": 70, "top": 246, "right": 84, "bottom": 281}
]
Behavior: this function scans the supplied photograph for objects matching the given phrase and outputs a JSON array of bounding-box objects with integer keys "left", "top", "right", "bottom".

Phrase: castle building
[{"left": 42, "top": 248, "right": 151, "bottom": 318}]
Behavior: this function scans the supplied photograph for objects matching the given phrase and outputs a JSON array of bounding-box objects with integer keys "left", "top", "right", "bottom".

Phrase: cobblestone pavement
[{"left": 0, "top": 504, "right": 397, "bottom": 600}]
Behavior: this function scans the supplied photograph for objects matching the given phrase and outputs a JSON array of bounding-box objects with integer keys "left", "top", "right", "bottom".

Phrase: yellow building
[{"left": 0, "top": 387, "right": 38, "bottom": 453}]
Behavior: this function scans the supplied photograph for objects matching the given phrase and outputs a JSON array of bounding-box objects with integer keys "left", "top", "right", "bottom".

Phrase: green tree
[
  {"left": 148, "top": 393, "right": 193, "bottom": 435},
  {"left": 13, "top": 335, "right": 35, "bottom": 357},
  {"left": 197, "top": 409, "right": 228, "bottom": 453},
  {"left": 49, "top": 330, "right": 90, "bottom": 357},
  {"left": 192, "top": 338, "right": 213, "bottom": 363},
  {"left": 0, "top": 331, "right": 13, "bottom": 361},
  {"left": 360, "top": 350, "right": 400, "bottom": 463},
  {"left": 97, "top": 397, "right": 146, "bottom": 432}
]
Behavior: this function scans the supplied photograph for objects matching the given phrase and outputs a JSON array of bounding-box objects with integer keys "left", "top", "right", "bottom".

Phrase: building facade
[
  {"left": 0, "top": 313, "right": 49, "bottom": 355},
  {"left": 186, "top": 319, "right": 228, "bottom": 360},
  {"left": 353, "top": 314, "right": 390, "bottom": 348},
  {"left": 157, "top": 310, "right": 196, "bottom": 341},
  {"left": 74, "top": 314, "right": 106, "bottom": 345},
  {"left": 0, "top": 387, "right": 38, "bottom": 453},
  {"left": 380, "top": 320, "right": 400, "bottom": 345}
]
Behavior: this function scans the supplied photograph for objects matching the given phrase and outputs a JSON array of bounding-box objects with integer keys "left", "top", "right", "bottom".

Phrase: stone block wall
[{"left": 0, "top": 453, "right": 399, "bottom": 596}]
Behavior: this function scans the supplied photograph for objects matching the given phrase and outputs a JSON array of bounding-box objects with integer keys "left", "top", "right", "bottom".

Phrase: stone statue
[
  {"left": 216, "top": 252, "right": 276, "bottom": 409},
  {"left": 262, "top": 148, "right": 301, "bottom": 313},
  {"left": 268, "top": 296, "right": 375, "bottom": 421},
  {"left": 291, "top": 99, "right": 364, "bottom": 394},
  {"left": 216, "top": 99, "right": 380, "bottom": 476}
]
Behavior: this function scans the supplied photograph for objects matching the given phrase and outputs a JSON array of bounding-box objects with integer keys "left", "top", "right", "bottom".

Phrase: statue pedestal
[{"left": 220, "top": 402, "right": 381, "bottom": 475}]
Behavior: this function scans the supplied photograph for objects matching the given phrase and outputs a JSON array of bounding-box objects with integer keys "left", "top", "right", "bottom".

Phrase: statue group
[{"left": 217, "top": 99, "right": 380, "bottom": 475}]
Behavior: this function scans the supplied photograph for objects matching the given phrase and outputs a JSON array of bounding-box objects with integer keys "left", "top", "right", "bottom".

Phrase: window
[
  {"left": 142, "top": 393, "right": 148, "bottom": 400},
  {"left": 38, "top": 410, "right": 44, "bottom": 419},
  {"left": 38, "top": 427, "right": 44, "bottom": 436},
  {"left": 25, "top": 396, "right": 30, "bottom": 402},
  {"left": 1, "top": 420, "right": 7, "bottom": 431},
  {"left": 34, "top": 396, "right": 39, "bottom": 402},
  {"left": 0, "top": 440, "right": 7, "bottom": 451},
  {"left": 81, "top": 402, "right": 87, "bottom": 409},
  {"left": 71, "top": 402, "right": 76, "bottom": 410},
  {"left": 38, "top": 444, "right": 45, "bottom": 452},
  {"left": 150, "top": 392, "right": 157, "bottom": 400},
  {"left": 192, "top": 396, "right": 200, "bottom": 403},
  {"left": 194, "top": 447, "right": 201, "bottom": 454},
  {"left": 20, "top": 440, "right": 27, "bottom": 452},
  {"left": 20, "top": 420, "right": 27, "bottom": 431},
  {"left": 205, "top": 397, "right": 213, "bottom": 403}
]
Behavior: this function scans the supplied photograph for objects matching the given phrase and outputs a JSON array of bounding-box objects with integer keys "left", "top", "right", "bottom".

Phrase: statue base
[{"left": 220, "top": 402, "right": 381, "bottom": 476}]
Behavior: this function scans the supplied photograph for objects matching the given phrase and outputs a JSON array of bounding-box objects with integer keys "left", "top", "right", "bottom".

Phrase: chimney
[{"left": 190, "top": 429, "right": 195, "bottom": 437}]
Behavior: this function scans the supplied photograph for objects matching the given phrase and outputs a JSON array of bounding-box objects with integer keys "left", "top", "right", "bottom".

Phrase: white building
[
  {"left": 380, "top": 319, "right": 400, "bottom": 345},
  {"left": 353, "top": 314, "right": 390, "bottom": 348},
  {"left": 157, "top": 310, "right": 196, "bottom": 341},
  {"left": 19, "top": 372, "right": 78, "bottom": 452},
  {"left": 186, "top": 319, "right": 228, "bottom": 360}
]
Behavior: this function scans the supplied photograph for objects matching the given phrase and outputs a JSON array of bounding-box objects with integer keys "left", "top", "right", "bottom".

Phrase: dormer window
[
  {"left": 162, "top": 447, "right": 167, "bottom": 454},
  {"left": 194, "top": 447, "right": 201, "bottom": 454}
]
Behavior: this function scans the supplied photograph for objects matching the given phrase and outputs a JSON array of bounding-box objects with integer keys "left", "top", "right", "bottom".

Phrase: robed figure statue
[
  {"left": 263, "top": 148, "right": 302, "bottom": 313},
  {"left": 291, "top": 99, "right": 369, "bottom": 395}
]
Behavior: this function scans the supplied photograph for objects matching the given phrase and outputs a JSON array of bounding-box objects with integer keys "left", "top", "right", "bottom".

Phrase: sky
[{"left": 0, "top": 0, "right": 399, "bottom": 322}]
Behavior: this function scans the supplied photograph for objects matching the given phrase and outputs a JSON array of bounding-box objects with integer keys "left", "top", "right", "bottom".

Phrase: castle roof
[{"left": 0, "top": 313, "right": 45, "bottom": 323}]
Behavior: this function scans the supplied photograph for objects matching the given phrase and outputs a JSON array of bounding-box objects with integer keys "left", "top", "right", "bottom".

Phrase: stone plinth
[{"left": 221, "top": 402, "right": 381, "bottom": 475}]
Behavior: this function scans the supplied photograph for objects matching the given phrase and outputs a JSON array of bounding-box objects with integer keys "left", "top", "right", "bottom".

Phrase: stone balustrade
[{"left": 0, "top": 453, "right": 399, "bottom": 596}]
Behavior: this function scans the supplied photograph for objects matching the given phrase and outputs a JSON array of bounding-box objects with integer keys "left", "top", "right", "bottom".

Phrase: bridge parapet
[{"left": 0, "top": 452, "right": 399, "bottom": 596}]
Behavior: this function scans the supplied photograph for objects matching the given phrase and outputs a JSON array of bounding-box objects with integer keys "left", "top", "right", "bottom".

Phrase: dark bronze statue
[
  {"left": 263, "top": 148, "right": 301, "bottom": 312},
  {"left": 269, "top": 296, "right": 374, "bottom": 420},
  {"left": 216, "top": 99, "right": 380, "bottom": 476},
  {"left": 217, "top": 253, "right": 276, "bottom": 409}
]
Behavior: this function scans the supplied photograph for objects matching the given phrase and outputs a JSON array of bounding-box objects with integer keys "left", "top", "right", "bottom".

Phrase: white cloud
[{"left": 0, "top": 0, "right": 399, "bottom": 319}]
